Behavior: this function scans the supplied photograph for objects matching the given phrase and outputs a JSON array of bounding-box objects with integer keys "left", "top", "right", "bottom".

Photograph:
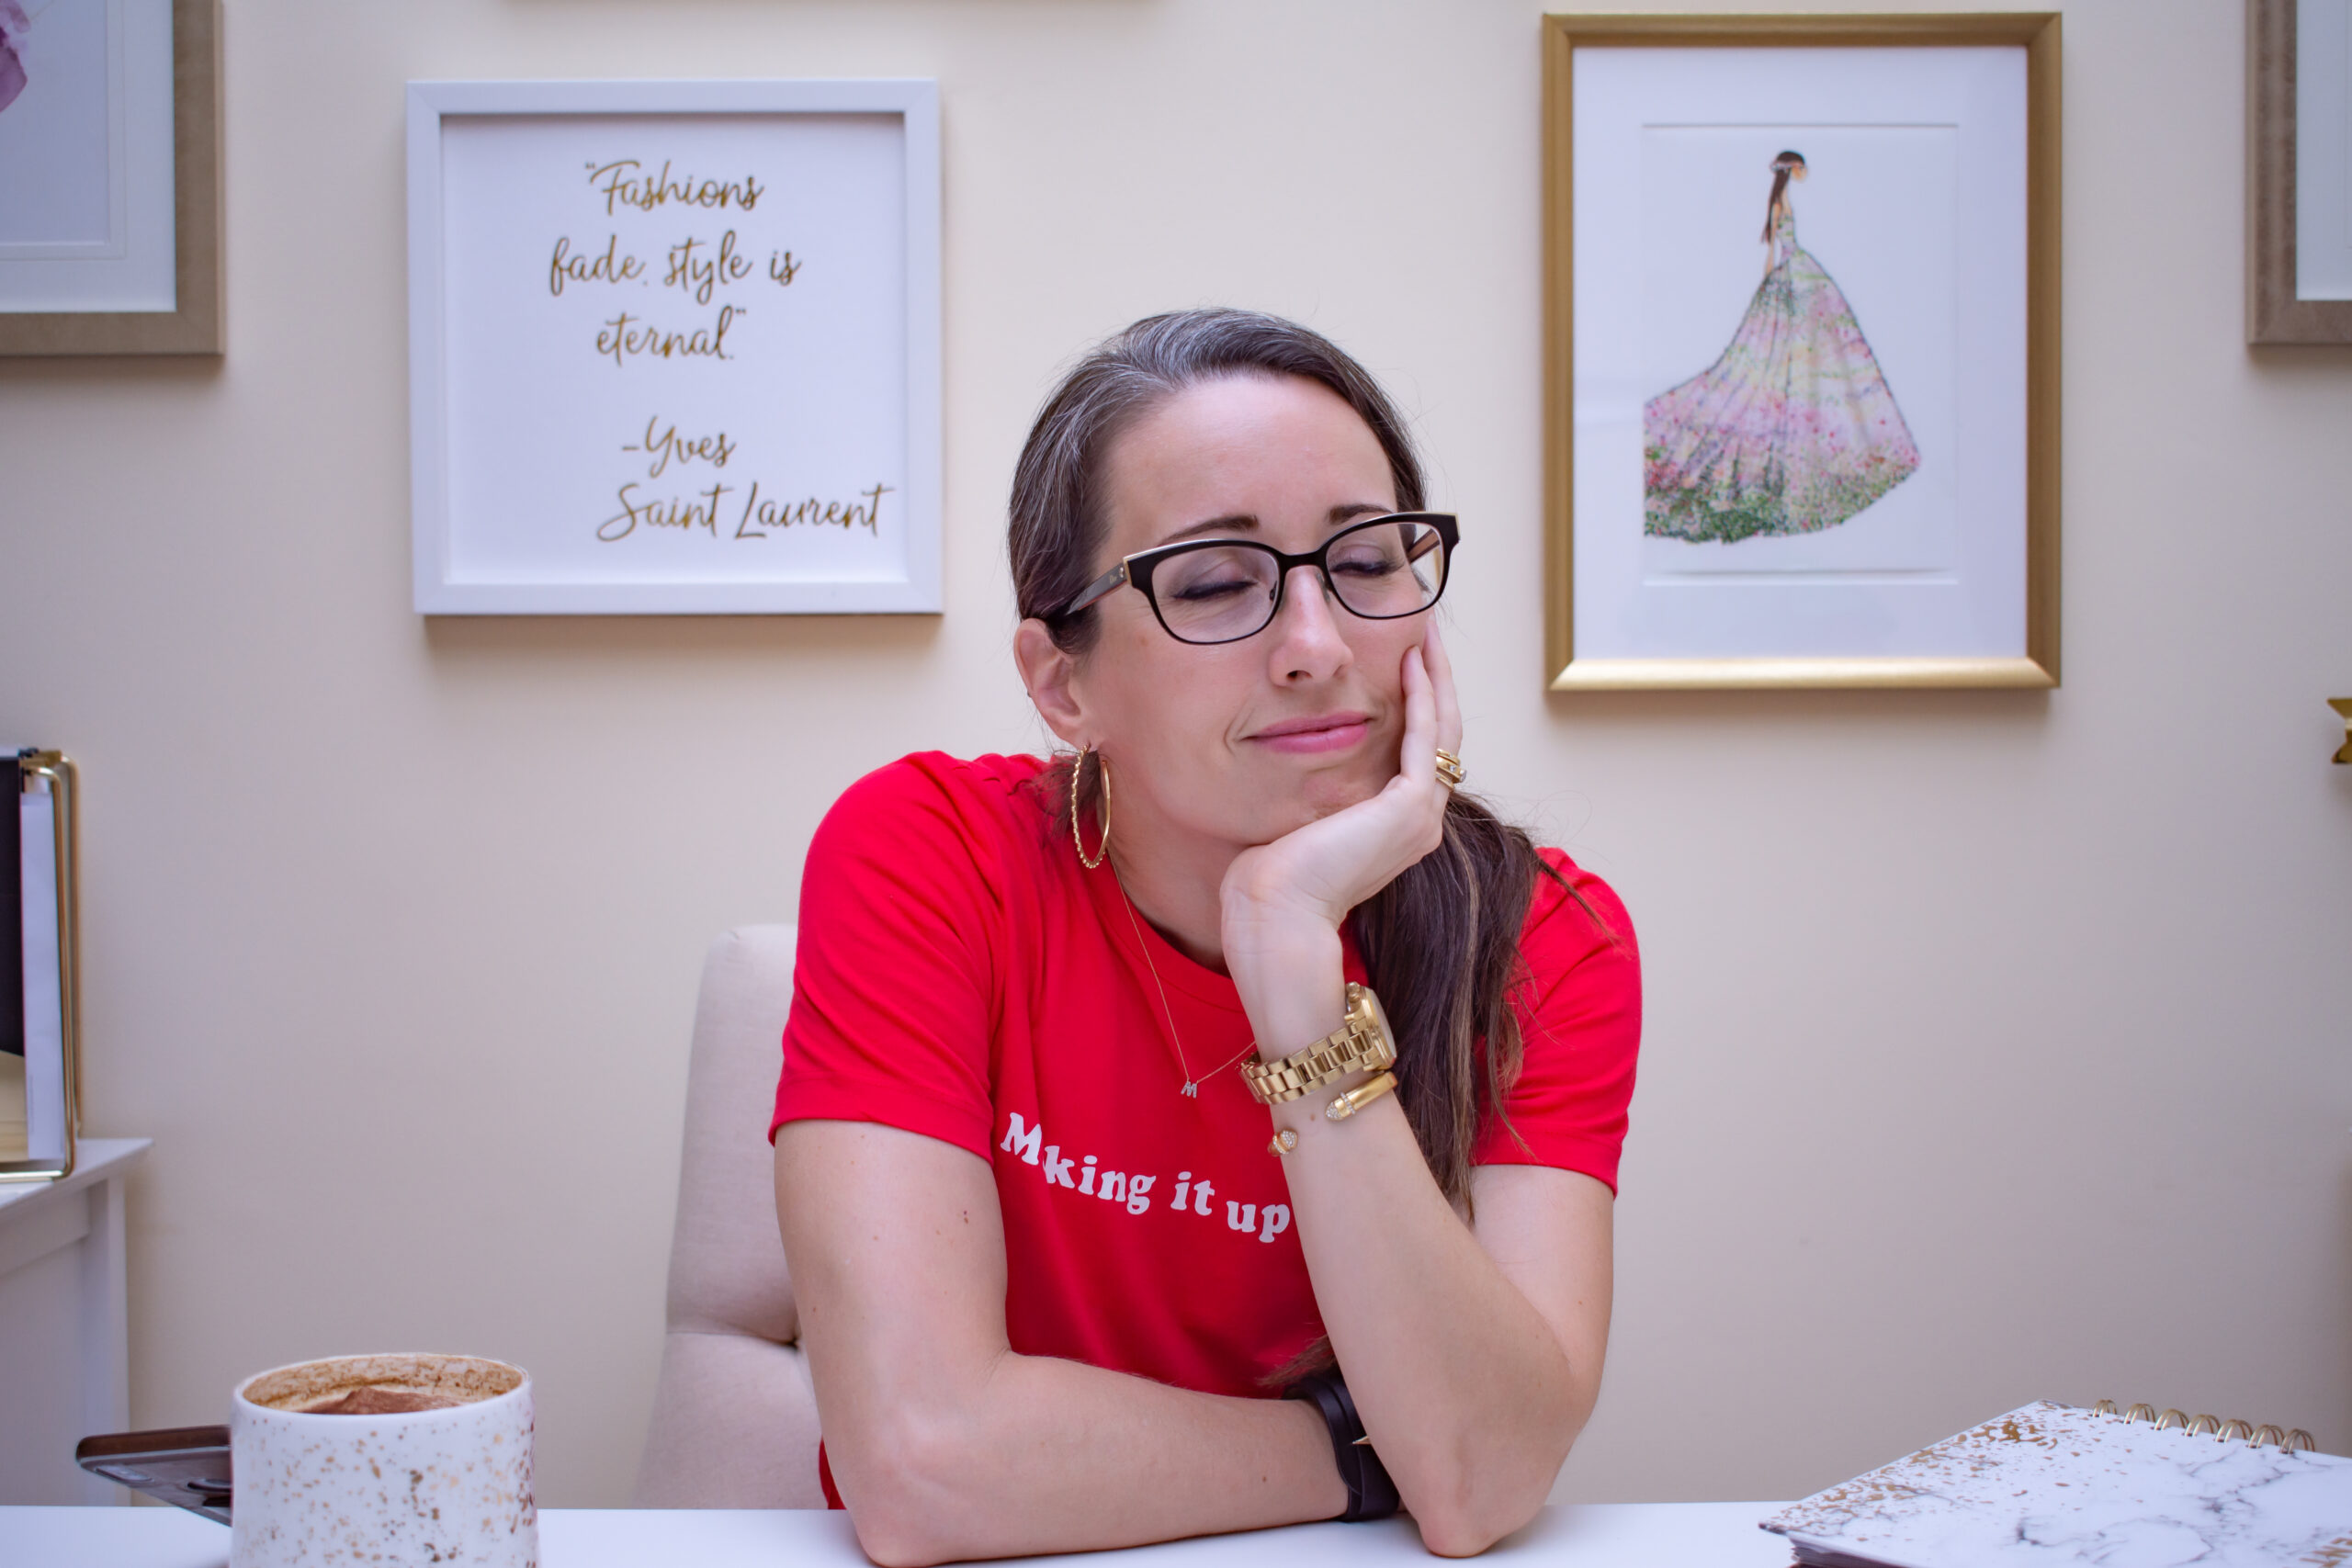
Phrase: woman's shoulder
[
  {"left": 820, "top": 750, "right": 1053, "bottom": 852},
  {"left": 802, "top": 751, "right": 1061, "bottom": 931},
  {"left": 1510, "top": 848, "right": 1642, "bottom": 1078},
  {"left": 1519, "top": 847, "right": 1638, "bottom": 979},
  {"left": 1487, "top": 847, "right": 1642, "bottom": 1184}
]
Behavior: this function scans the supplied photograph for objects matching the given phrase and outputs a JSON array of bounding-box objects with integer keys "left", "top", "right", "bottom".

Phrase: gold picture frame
[
  {"left": 2246, "top": 0, "right": 2352, "bottom": 343},
  {"left": 1543, "top": 13, "right": 2061, "bottom": 691},
  {"left": 0, "top": 0, "right": 223, "bottom": 356}
]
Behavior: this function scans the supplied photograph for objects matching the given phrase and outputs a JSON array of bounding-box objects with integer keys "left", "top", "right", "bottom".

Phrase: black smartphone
[{"left": 74, "top": 1426, "right": 232, "bottom": 1524}]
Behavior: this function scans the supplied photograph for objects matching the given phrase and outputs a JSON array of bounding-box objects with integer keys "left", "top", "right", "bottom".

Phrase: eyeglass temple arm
[{"left": 1059, "top": 560, "right": 1129, "bottom": 618}]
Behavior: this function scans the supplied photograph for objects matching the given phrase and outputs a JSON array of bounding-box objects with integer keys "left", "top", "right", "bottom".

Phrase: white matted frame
[
  {"left": 1543, "top": 16, "right": 2060, "bottom": 691},
  {"left": 407, "top": 79, "right": 942, "bottom": 615}
]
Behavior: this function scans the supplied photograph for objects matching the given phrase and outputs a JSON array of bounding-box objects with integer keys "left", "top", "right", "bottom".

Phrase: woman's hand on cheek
[{"left": 1219, "top": 622, "right": 1464, "bottom": 1010}]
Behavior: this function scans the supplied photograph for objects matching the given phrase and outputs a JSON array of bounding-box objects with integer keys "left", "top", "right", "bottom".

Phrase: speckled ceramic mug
[{"left": 229, "top": 1352, "right": 537, "bottom": 1568}]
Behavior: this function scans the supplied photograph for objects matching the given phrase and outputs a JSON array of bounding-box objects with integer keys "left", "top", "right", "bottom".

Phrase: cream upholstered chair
[{"left": 633, "top": 924, "right": 826, "bottom": 1507}]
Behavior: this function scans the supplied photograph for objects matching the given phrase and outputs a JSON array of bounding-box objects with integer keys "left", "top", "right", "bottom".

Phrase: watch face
[{"left": 1352, "top": 986, "right": 1396, "bottom": 1055}]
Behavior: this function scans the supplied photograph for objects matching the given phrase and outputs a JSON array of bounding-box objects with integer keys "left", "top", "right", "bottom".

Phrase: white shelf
[
  {"left": 0, "top": 1138, "right": 151, "bottom": 1506},
  {"left": 0, "top": 1138, "right": 151, "bottom": 1215}
]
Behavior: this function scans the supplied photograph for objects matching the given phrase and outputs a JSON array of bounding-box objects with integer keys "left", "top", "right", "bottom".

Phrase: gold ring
[{"left": 1433, "top": 750, "right": 1465, "bottom": 791}]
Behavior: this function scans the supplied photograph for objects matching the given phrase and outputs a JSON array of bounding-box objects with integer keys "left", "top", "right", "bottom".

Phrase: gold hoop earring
[{"left": 1071, "top": 747, "right": 1111, "bottom": 870}]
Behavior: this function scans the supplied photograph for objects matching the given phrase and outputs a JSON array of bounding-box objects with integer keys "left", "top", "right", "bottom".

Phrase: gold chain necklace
[{"left": 1114, "top": 880, "right": 1258, "bottom": 1099}]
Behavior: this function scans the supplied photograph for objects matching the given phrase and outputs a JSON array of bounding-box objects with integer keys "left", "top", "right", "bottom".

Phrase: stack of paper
[{"left": 1762, "top": 1401, "right": 2352, "bottom": 1568}]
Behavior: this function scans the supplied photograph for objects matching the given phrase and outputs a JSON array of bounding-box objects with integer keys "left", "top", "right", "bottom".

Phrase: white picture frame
[
  {"left": 1543, "top": 17, "right": 2060, "bottom": 690},
  {"left": 406, "top": 79, "right": 943, "bottom": 615}
]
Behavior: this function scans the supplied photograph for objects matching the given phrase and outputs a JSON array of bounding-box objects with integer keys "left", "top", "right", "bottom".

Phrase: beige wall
[{"left": 2, "top": 0, "right": 2346, "bottom": 1511}]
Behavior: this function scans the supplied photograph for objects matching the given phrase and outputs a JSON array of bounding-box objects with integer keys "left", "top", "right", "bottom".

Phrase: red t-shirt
[{"left": 771, "top": 750, "right": 1640, "bottom": 1405}]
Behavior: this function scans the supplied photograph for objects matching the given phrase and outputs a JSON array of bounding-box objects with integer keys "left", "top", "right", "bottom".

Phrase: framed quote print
[
  {"left": 406, "top": 79, "right": 942, "bottom": 615},
  {"left": 1543, "top": 15, "right": 2060, "bottom": 690}
]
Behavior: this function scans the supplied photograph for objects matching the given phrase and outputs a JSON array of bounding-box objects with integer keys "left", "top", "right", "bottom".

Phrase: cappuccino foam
[{"left": 243, "top": 1353, "right": 521, "bottom": 1416}]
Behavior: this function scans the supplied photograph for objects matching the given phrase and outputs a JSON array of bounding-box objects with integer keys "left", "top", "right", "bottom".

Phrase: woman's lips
[{"left": 1250, "top": 714, "right": 1372, "bottom": 754}]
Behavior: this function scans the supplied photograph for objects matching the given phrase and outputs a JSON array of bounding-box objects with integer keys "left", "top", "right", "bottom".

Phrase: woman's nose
[{"left": 1263, "top": 564, "right": 1351, "bottom": 679}]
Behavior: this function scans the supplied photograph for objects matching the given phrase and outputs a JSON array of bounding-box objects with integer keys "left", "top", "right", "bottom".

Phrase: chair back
[{"left": 633, "top": 924, "right": 823, "bottom": 1507}]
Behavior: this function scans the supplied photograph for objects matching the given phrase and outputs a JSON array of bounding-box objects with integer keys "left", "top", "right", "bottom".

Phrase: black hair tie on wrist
[{"left": 1283, "top": 1370, "right": 1400, "bottom": 1522}]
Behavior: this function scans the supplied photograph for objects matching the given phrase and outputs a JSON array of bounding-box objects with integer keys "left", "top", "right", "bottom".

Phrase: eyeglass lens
[{"left": 1152, "top": 517, "right": 1448, "bottom": 644}]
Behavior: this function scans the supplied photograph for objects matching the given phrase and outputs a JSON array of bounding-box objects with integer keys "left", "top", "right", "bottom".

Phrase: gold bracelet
[
  {"left": 1325, "top": 1070, "right": 1399, "bottom": 1122},
  {"left": 1269, "top": 1071, "right": 1402, "bottom": 1155}
]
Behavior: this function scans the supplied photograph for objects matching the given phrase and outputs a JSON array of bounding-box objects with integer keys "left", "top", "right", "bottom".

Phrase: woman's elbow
[
  {"left": 1404, "top": 1425, "right": 1579, "bottom": 1557},
  {"left": 853, "top": 1514, "right": 952, "bottom": 1568},
  {"left": 851, "top": 1484, "right": 965, "bottom": 1568},
  {"left": 1411, "top": 1486, "right": 1547, "bottom": 1559},
  {"left": 833, "top": 1414, "right": 989, "bottom": 1568}
]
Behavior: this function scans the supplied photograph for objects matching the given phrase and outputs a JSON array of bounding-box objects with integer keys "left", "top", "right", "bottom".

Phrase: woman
[
  {"left": 772, "top": 310, "right": 1639, "bottom": 1564},
  {"left": 1644, "top": 150, "right": 1921, "bottom": 543}
]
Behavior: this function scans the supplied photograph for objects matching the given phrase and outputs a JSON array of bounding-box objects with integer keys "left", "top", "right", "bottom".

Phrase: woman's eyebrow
[
  {"left": 1158, "top": 513, "right": 1258, "bottom": 545},
  {"left": 1152, "top": 502, "right": 1393, "bottom": 549}
]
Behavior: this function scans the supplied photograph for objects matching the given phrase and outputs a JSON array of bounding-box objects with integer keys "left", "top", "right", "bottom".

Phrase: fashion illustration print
[{"left": 1643, "top": 151, "right": 1921, "bottom": 544}]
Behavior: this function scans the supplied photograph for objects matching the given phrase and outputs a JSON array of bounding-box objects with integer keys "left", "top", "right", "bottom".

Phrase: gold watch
[{"left": 1241, "top": 984, "right": 1398, "bottom": 1106}]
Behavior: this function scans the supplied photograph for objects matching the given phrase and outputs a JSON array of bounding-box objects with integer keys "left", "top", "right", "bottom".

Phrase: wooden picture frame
[
  {"left": 1543, "top": 14, "right": 2061, "bottom": 691},
  {"left": 2247, "top": 0, "right": 2352, "bottom": 343},
  {"left": 0, "top": 0, "right": 223, "bottom": 357}
]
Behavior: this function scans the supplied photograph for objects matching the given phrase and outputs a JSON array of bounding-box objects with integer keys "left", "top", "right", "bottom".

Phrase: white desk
[
  {"left": 0, "top": 1138, "right": 151, "bottom": 1505},
  {"left": 0, "top": 1503, "right": 1798, "bottom": 1567}
]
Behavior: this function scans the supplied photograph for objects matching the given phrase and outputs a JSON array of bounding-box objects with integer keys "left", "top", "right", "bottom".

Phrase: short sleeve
[
  {"left": 1473, "top": 851, "right": 1642, "bottom": 1193},
  {"left": 769, "top": 755, "right": 1011, "bottom": 1160}
]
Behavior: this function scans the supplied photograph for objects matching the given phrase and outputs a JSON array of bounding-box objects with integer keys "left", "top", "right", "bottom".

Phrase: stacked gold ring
[{"left": 1433, "top": 750, "right": 1466, "bottom": 791}]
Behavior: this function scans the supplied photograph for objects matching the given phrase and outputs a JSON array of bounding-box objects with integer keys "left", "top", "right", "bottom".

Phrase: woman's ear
[{"left": 1014, "top": 618, "right": 1089, "bottom": 745}]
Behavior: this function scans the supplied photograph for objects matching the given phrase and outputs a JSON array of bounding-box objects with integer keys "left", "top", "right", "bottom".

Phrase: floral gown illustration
[
  {"left": 0, "top": 3, "right": 29, "bottom": 116},
  {"left": 1644, "top": 198, "right": 1919, "bottom": 543}
]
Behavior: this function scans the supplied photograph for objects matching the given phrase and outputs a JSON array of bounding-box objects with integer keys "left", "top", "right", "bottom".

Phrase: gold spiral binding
[{"left": 2096, "top": 1401, "right": 2316, "bottom": 1452}]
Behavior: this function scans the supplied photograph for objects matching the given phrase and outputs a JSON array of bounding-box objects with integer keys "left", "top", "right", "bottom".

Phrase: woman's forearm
[
  {"left": 827, "top": 1349, "right": 1343, "bottom": 1565},
  {"left": 1272, "top": 1095, "right": 1593, "bottom": 1553},
  {"left": 782, "top": 1121, "right": 1347, "bottom": 1568},
  {"left": 1228, "top": 922, "right": 1597, "bottom": 1555}
]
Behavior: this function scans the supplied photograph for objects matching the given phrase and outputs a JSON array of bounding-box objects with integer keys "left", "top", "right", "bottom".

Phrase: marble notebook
[{"left": 1761, "top": 1401, "right": 2352, "bottom": 1568}]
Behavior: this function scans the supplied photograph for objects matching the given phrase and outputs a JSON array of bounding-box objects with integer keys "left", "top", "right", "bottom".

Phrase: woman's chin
[
  {"left": 1226, "top": 793, "right": 1361, "bottom": 847},
  {"left": 1296, "top": 773, "right": 1385, "bottom": 822}
]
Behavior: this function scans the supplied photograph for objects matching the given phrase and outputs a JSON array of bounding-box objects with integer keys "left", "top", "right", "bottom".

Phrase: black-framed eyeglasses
[{"left": 1054, "top": 512, "right": 1458, "bottom": 647}]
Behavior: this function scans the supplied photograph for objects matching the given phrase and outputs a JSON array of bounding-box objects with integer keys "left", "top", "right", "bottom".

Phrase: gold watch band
[{"left": 1241, "top": 983, "right": 1398, "bottom": 1106}]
